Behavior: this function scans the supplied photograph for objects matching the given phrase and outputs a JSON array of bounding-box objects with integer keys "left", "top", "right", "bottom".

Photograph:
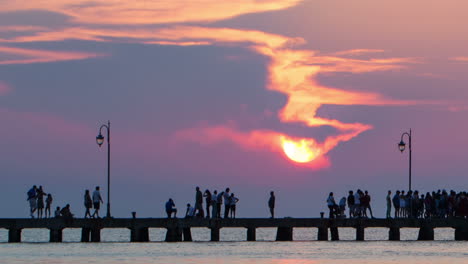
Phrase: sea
[{"left": 0, "top": 227, "right": 467, "bottom": 264}]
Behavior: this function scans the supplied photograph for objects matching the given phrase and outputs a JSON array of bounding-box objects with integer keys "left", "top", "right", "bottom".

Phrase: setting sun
[{"left": 281, "top": 137, "right": 321, "bottom": 163}]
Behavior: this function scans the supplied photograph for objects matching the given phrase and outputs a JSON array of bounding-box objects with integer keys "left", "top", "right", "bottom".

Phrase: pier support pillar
[
  {"left": 455, "top": 228, "right": 468, "bottom": 241},
  {"left": 49, "top": 228, "right": 63, "bottom": 242},
  {"left": 330, "top": 227, "right": 339, "bottom": 241},
  {"left": 8, "top": 228, "right": 22, "bottom": 243},
  {"left": 131, "top": 227, "right": 149, "bottom": 242},
  {"left": 90, "top": 228, "right": 101, "bottom": 242},
  {"left": 183, "top": 228, "right": 192, "bottom": 242},
  {"left": 165, "top": 228, "right": 182, "bottom": 242},
  {"left": 276, "top": 227, "right": 293, "bottom": 241},
  {"left": 317, "top": 227, "right": 328, "bottom": 241},
  {"left": 210, "top": 227, "right": 220, "bottom": 242},
  {"left": 247, "top": 227, "right": 256, "bottom": 241},
  {"left": 355, "top": 226, "right": 365, "bottom": 241},
  {"left": 417, "top": 225, "right": 434, "bottom": 241},
  {"left": 389, "top": 227, "right": 400, "bottom": 241},
  {"left": 81, "top": 228, "right": 91, "bottom": 242}
]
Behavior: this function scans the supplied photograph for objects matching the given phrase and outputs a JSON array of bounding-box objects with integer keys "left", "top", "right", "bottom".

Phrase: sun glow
[{"left": 281, "top": 137, "right": 321, "bottom": 163}]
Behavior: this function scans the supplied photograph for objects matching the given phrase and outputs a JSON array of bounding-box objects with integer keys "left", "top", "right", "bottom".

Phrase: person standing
[
  {"left": 339, "top": 197, "right": 346, "bottom": 217},
  {"left": 327, "top": 192, "right": 337, "bottom": 218},
  {"left": 211, "top": 190, "right": 218, "bottom": 218},
  {"left": 36, "top": 186, "right": 46, "bottom": 219},
  {"left": 268, "top": 191, "right": 275, "bottom": 218},
  {"left": 393, "top": 190, "right": 401, "bottom": 218},
  {"left": 347, "top": 191, "right": 355, "bottom": 218},
  {"left": 45, "top": 194, "right": 53, "bottom": 218},
  {"left": 92, "top": 186, "right": 103, "bottom": 218},
  {"left": 216, "top": 191, "right": 223, "bottom": 218},
  {"left": 229, "top": 193, "right": 239, "bottom": 218},
  {"left": 204, "top": 190, "right": 212, "bottom": 219},
  {"left": 223, "top": 188, "right": 231, "bottom": 218},
  {"left": 84, "top": 190, "right": 93, "bottom": 218},
  {"left": 195, "top": 187, "right": 204, "bottom": 218},
  {"left": 363, "top": 190, "right": 374, "bottom": 218},
  {"left": 27, "top": 185, "right": 37, "bottom": 218},
  {"left": 386, "top": 190, "right": 392, "bottom": 218}
]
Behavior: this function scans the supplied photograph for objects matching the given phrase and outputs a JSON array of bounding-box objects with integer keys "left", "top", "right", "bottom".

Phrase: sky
[{"left": 1, "top": 0, "right": 468, "bottom": 218}]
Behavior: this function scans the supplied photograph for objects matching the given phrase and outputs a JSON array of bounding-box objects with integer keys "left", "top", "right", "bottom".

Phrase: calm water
[{"left": 0, "top": 228, "right": 467, "bottom": 264}]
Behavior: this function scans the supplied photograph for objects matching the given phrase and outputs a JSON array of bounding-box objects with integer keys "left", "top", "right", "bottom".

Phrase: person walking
[
  {"left": 229, "top": 193, "right": 239, "bottom": 218},
  {"left": 223, "top": 188, "right": 231, "bottom": 218},
  {"left": 268, "top": 191, "right": 275, "bottom": 218},
  {"left": 45, "top": 193, "right": 53, "bottom": 218},
  {"left": 84, "top": 190, "right": 93, "bottom": 218},
  {"left": 27, "top": 185, "right": 37, "bottom": 218},
  {"left": 386, "top": 190, "right": 392, "bottom": 218},
  {"left": 195, "top": 187, "right": 204, "bottom": 218},
  {"left": 92, "top": 186, "right": 103, "bottom": 218},
  {"left": 204, "top": 189, "right": 212, "bottom": 219}
]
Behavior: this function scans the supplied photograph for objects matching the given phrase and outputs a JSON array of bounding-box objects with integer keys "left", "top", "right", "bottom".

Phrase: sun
[{"left": 281, "top": 137, "right": 321, "bottom": 163}]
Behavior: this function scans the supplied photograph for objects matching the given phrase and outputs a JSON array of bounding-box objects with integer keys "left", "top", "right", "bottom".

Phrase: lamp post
[
  {"left": 96, "top": 121, "right": 111, "bottom": 218},
  {"left": 398, "top": 129, "right": 412, "bottom": 191}
]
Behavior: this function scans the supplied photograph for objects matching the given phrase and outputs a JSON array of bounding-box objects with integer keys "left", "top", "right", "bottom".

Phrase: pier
[{"left": 2, "top": 218, "right": 468, "bottom": 243}]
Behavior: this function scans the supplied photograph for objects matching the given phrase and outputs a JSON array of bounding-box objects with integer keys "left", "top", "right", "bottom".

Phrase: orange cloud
[
  {"left": 1, "top": 0, "right": 302, "bottom": 25},
  {"left": 0, "top": 46, "right": 103, "bottom": 65}
]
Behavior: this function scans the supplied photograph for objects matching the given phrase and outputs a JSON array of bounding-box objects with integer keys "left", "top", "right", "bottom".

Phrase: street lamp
[
  {"left": 398, "top": 129, "right": 412, "bottom": 192},
  {"left": 96, "top": 121, "right": 111, "bottom": 218}
]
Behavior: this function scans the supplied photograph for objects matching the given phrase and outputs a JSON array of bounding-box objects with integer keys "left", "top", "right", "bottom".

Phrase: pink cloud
[{"left": 0, "top": 46, "right": 104, "bottom": 65}]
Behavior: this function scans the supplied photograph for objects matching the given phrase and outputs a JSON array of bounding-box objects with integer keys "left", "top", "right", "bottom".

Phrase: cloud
[
  {"left": 451, "top": 57, "right": 468, "bottom": 63},
  {"left": 0, "top": 45, "right": 104, "bottom": 65},
  {"left": 0, "top": 0, "right": 302, "bottom": 25}
]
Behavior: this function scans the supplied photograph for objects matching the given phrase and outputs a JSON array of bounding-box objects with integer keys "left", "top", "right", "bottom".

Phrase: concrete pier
[{"left": 1, "top": 217, "right": 466, "bottom": 243}]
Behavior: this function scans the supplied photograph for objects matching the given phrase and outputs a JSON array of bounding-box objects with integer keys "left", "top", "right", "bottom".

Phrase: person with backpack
[{"left": 27, "top": 185, "right": 37, "bottom": 218}]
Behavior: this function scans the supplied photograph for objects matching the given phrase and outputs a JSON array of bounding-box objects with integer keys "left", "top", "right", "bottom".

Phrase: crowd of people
[
  {"left": 26, "top": 185, "right": 53, "bottom": 219},
  {"left": 326, "top": 190, "right": 374, "bottom": 219},
  {"left": 165, "top": 187, "right": 241, "bottom": 219},
  {"left": 388, "top": 190, "right": 468, "bottom": 219}
]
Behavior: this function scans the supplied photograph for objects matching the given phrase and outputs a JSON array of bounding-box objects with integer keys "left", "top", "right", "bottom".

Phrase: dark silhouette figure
[
  {"left": 185, "top": 203, "right": 195, "bottom": 218},
  {"left": 204, "top": 190, "right": 212, "bottom": 219},
  {"left": 165, "top": 198, "right": 177, "bottom": 218},
  {"left": 54, "top": 206, "right": 61, "bottom": 218},
  {"left": 327, "top": 192, "right": 337, "bottom": 218},
  {"left": 223, "top": 188, "right": 231, "bottom": 218},
  {"left": 36, "top": 186, "right": 47, "bottom": 219},
  {"left": 84, "top": 190, "right": 92, "bottom": 218},
  {"left": 212, "top": 190, "right": 218, "bottom": 218},
  {"left": 45, "top": 194, "right": 53, "bottom": 218},
  {"left": 229, "top": 193, "right": 239, "bottom": 218},
  {"left": 92, "top": 186, "right": 103, "bottom": 218},
  {"left": 195, "top": 186, "right": 204, "bottom": 218},
  {"left": 27, "top": 185, "right": 37, "bottom": 218},
  {"left": 268, "top": 191, "right": 275, "bottom": 218},
  {"left": 347, "top": 190, "right": 355, "bottom": 218},
  {"left": 216, "top": 191, "right": 223, "bottom": 218},
  {"left": 60, "top": 204, "right": 74, "bottom": 224}
]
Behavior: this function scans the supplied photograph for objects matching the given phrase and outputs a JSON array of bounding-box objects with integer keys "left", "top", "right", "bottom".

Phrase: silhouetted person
[
  {"left": 216, "top": 191, "right": 224, "bottom": 218},
  {"left": 166, "top": 198, "right": 177, "bottom": 218},
  {"left": 212, "top": 190, "right": 218, "bottom": 218},
  {"left": 84, "top": 190, "right": 92, "bottom": 218},
  {"left": 204, "top": 189, "right": 212, "bottom": 218},
  {"left": 363, "top": 190, "right": 374, "bottom": 218},
  {"left": 327, "top": 192, "right": 337, "bottom": 218},
  {"left": 386, "top": 190, "right": 392, "bottom": 218},
  {"left": 54, "top": 206, "right": 61, "bottom": 218},
  {"left": 393, "top": 190, "right": 400, "bottom": 218},
  {"left": 27, "top": 185, "right": 37, "bottom": 218},
  {"left": 92, "top": 186, "right": 103, "bottom": 218},
  {"left": 223, "top": 188, "right": 231, "bottom": 218},
  {"left": 60, "top": 204, "right": 74, "bottom": 224},
  {"left": 36, "top": 186, "right": 47, "bottom": 219},
  {"left": 185, "top": 203, "right": 195, "bottom": 218},
  {"left": 195, "top": 186, "right": 204, "bottom": 218},
  {"left": 45, "top": 194, "right": 53, "bottom": 218},
  {"left": 347, "top": 191, "right": 355, "bottom": 218},
  {"left": 229, "top": 193, "right": 239, "bottom": 218},
  {"left": 268, "top": 191, "right": 275, "bottom": 218}
]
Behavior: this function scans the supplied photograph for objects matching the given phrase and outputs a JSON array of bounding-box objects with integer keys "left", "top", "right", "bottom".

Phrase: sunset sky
[{"left": 1, "top": 0, "right": 468, "bottom": 218}]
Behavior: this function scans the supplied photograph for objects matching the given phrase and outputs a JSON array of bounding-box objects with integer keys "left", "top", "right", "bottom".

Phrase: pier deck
[{"left": 1, "top": 217, "right": 468, "bottom": 242}]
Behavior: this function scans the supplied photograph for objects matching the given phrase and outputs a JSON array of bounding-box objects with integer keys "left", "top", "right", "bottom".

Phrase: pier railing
[{"left": 1, "top": 217, "right": 468, "bottom": 242}]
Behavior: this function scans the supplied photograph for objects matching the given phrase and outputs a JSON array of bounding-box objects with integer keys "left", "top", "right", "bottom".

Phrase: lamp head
[
  {"left": 96, "top": 134, "right": 104, "bottom": 147},
  {"left": 398, "top": 140, "right": 406, "bottom": 152}
]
